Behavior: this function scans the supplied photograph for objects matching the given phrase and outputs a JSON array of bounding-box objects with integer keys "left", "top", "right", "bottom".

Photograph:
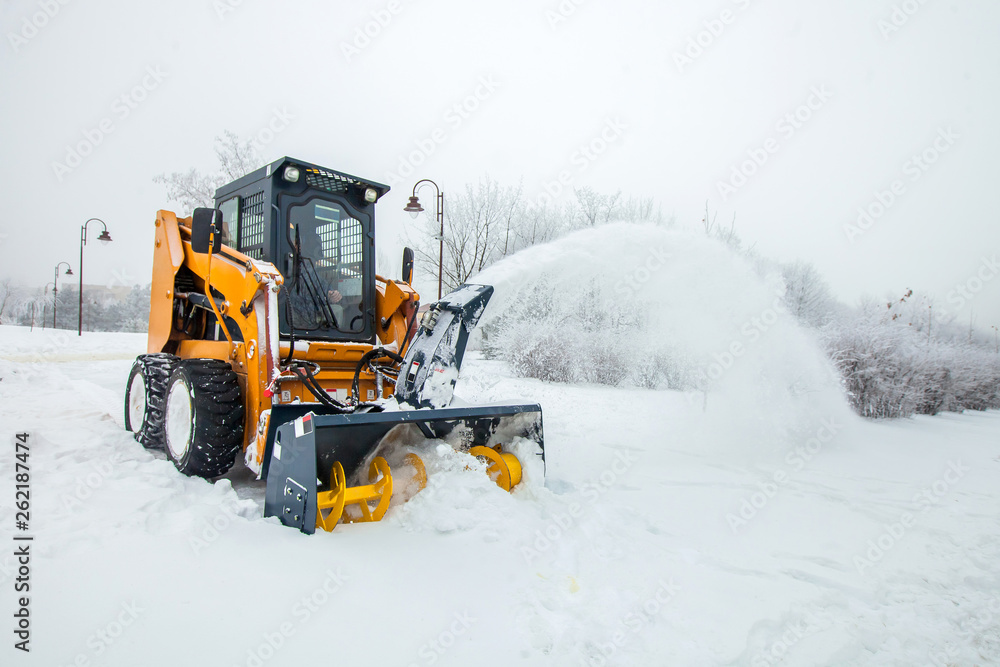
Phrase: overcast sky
[{"left": 1, "top": 0, "right": 998, "bottom": 329}]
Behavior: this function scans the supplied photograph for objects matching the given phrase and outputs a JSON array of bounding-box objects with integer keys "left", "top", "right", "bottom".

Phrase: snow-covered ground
[{"left": 1, "top": 324, "right": 999, "bottom": 667}]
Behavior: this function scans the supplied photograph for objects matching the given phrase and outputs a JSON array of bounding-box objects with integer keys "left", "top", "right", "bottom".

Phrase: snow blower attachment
[
  {"left": 126, "top": 157, "right": 543, "bottom": 535},
  {"left": 264, "top": 284, "right": 545, "bottom": 533}
]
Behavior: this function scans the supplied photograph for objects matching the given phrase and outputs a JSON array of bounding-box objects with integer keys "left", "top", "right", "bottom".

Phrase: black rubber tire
[
  {"left": 124, "top": 353, "right": 180, "bottom": 450},
  {"left": 163, "top": 359, "right": 244, "bottom": 479}
]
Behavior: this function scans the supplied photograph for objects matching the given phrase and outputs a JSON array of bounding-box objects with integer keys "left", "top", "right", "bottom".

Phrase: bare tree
[
  {"left": 411, "top": 177, "right": 522, "bottom": 291},
  {"left": 781, "top": 261, "right": 835, "bottom": 328},
  {"left": 618, "top": 194, "right": 663, "bottom": 224},
  {"left": 153, "top": 131, "right": 261, "bottom": 213},
  {"left": 214, "top": 131, "right": 260, "bottom": 181},
  {"left": 151, "top": 168, "right": 219, "bottom": 213},
  {"left": 0, "top": 278, "right": 24, "bottom": 324},
  {"left": 572, "top": 186, "right": 621, "bottom": 227},
  {"left": 409, "top": 177, "right": 664, "bottom": 291},
  {"left": 515, "top": 200, "right": 564, "bottom": 249}
]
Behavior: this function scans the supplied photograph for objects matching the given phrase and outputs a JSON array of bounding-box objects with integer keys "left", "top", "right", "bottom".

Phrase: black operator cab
[{"left": 214, "top": 158, "right": 389, "bottom": 344}]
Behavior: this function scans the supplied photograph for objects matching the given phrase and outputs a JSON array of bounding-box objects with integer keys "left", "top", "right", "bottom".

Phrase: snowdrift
[
  {"left": 3, "top": 314, "right": 1000, "bottom": 665},
  {"left": 473, "top": 222, "right": 854, "bottom": 455}
]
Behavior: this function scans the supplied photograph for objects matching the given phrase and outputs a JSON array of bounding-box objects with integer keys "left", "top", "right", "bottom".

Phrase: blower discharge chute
[{"left": 124, "top": 157, "right": 543, "bottom": 533}]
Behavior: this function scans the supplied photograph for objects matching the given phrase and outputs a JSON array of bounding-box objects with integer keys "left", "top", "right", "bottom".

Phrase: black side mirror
[
  {"left": 191, "top": 208, "right": 222, "bottom": 254},
  {"left": 401, "top": 247, "right": 414, "bottom": 284}
]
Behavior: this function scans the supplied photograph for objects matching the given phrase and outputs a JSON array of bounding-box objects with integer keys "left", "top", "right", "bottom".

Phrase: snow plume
[{"left": 473, "top": 222, "right": 852, "bottom": 445}]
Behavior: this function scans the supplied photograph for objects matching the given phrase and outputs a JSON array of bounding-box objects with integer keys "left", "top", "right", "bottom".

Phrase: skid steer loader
[{"left": 124, "top": 157, "right": 543, "bottom": 533}]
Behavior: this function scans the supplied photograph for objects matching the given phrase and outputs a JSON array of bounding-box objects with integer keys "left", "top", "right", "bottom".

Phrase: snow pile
[
  {"left": 0, "top": 327, "right": 145, "bottom": 364},
  {"left": 3, "top": 325, "right": 1000, "bottom": 666},
  {"left": 473, "top": 223, "right": 852, "bottom": 450}
]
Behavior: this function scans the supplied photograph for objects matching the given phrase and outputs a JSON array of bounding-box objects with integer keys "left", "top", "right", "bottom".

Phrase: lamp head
[{"left": 403, "top": 196, "right": 424, "bottom": 219}]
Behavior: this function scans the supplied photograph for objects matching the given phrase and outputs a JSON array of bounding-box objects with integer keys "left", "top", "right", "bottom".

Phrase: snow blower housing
[{"left": 125, "top": 156, "right": 543, "bottom": 533}]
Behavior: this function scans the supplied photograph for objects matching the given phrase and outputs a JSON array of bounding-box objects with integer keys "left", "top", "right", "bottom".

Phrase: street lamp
[
  {"left": 52, "top": 261, "right": 72, "bottom": 329},
  {"left": 403, "top": 179, "right": 444, "bottom": 300},
  {"left": 79, "top": 218, "right": 112, "bottom": 336}
]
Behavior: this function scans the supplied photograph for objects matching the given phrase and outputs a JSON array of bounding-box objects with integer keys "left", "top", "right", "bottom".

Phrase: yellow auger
[
  {"left": 314, "top": 453, "right": 429, "bottom": 531},
  {"left": 312, "top": 447, "right": 524, "bottom": 532},
  {"left": 470, "top": 445, "right": 523, "bottom": 492}
]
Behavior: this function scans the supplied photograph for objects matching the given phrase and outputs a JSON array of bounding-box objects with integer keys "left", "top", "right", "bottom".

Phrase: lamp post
[
  {"left": 403, "top": 179, "right": 444, "bottom": 300},
  {"left": 52, "top": 261, "right": 73, "bottom": 329},
  {"left": 79, "top": 218, "right": 112, "bottom": 336}
]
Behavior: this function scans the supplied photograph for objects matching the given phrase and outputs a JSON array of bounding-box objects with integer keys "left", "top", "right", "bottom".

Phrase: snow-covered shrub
[
  {"left": 583, "top": 343, "right": 631, "bottom": 386},
  {"left": 503, "top": 331, "right": 575, "bottom": 383},
  {"left": 946, "top": 347, "right": 1000, "bottom": 411},
  {"left": 630, "top": 354, "right": 666, "bottom": 390},
  {"left": 824, "top": 318, "right": 924, "bottom": 418},
  {"left": 824, "top": 309, "right": 1000, "bottom": 419},
  {"left": 483, "top": 276, "right": 647, "bottom": 387},
  {"left": 627, "top": 348, "right": 703, "bottom": 391},
  {"left": 780, "top": 261, "right": 836, "bottom": 328}
]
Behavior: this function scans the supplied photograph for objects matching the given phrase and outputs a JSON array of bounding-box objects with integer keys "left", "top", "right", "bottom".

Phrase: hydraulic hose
[
  {"left": 290, "top": 363, "right": 352, "bottom": 413},
  {"left": 351, "top": 348, "right": 404, "bottom": 405},
  {"left": 399, "top": 300, "right": 420, "bottom": 357}
]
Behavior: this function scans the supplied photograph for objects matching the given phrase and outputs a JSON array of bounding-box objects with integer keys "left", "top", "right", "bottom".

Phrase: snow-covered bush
[
  {"left": 482, "top": 276, "right": 661, "bottom": 387},
  {"left": 824, "top": 309, "right": 1000, "bottom": 419},
  {"left": 780, "top": 261, "right": 836, "bottom": 328},
  {"left": 823, "top": 317, "right": 924, "bottom": 418}
]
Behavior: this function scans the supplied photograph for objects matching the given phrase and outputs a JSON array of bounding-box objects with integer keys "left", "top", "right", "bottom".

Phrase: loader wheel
[
  {"left": 124, "top": 353, "right": 179, "bottom": 450},
  {"left": 163, "top": 359, "right": 244, "bottom": 479}
]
